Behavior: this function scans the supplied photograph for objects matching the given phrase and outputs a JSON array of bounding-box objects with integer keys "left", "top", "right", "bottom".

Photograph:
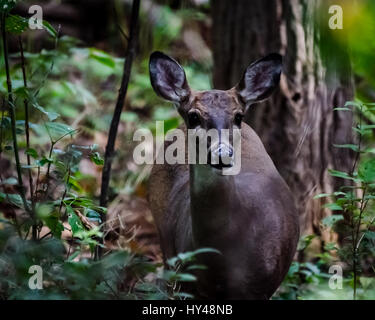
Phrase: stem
[
  {"left": 18, "top": 36, "right": 37, "bottom": 240},
  {"left": 34, "top": 166, "right": 40, "bottom": 200},
  {"left": 59, "top": 167, "right": 71, "bottom": 216},
  {"left": 0, "top": 97, "right": 4, "bottom": 154},
  {"left": 100, "top": 0, "right": 140, "bottom": 207},
  {"left": 45, "top": 141, "right": 55, "bottom": 190},
  {"left": 43, "top": 130, "right": 76, "bottom": 196},
  {"left": 1, "top": 13, "right": 30, "bottom": 215},
  {"left": 350, "top": 104, "right": 364, "bottom": 300},
  {"left": 351, "top": 105, "right": 363, "bottom": 176},
  {"left": 98, "top": 0, "right": 140, "bottom": 258}
]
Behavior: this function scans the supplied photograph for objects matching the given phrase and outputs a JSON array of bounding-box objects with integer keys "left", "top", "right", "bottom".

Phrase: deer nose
[
  {"left": 209, "top": 143, "right": 234, "bottom": 168},
  {"left": 217, "top": 143, "right": 233, "bottom": 158}
]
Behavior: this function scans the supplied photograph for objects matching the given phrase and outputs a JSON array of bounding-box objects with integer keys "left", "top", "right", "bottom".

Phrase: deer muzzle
[{"left": 208, "top": 142, "right": 234, "bottom": 169}]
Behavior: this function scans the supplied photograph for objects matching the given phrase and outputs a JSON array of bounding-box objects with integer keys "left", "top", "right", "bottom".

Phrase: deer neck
[{"left": 189, "top": 163, "right": 234, "bottom": 247}]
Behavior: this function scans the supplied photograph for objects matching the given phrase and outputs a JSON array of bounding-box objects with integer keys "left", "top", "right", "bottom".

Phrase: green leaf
[
  {"left": 67, "top": 207, "right": 84, "bottom": 236},
  {"left": 90, "top": 152, "right": 104, "bottom": 166},
  {"left": 333, "top": 107, "right": 351, "bottom": 111},
  {"left": 36, "top": 157, "right": 53, "bottom": 167},
  {"left": 42, "top": 20, "right": 58, "bottom": 38},
  {"left": 345, "top": 101, "right": 362, "bottom": 109},
  {"left": 121, "top": 111, "right": 139, "bottom": 123},
  {"left": 85, "top": 209, "right": 101, "bottom": 223},
  {"left": 99, "top": 251, "right": 131, "bottom": 269},
  {"left": 323, "top": 203, "right": 343, "bottom": 211},
  {"left": 25, "top": 148, "right": 38, "bottom": 159},
  {"left": 324, "top": 242, "right": 338, "bottom": 251},
  {"left": 45, "top": 122, "right": 75, "bottom": 142},
  {"left": 313, "top": 193, "right": 332, "bottom": 199},
  {"left": 365, "top": 231, "right": 375, "bottom": 240},
  {"left": 37, "top": 204, "right": 64, "bottom": 238},
  {"left": 5, "top": 14, "right": 28, "bottom": 34},
  {"left": 0, "top": 192, "right": 26, "bottom": 209},
  {"left": 321, "top": 215, "right": 344, "bottom": 228},
  {"left": 0, "top": 0, "right": 17, "bottom": 13},
  {"left": 359, "top": 159, "right": 375, "bottom": 183},
  {"left": 360, "top": 124, "right": 375, "bottom": 130},
  {"left": 287, "top": 261, "right": 300, "bottom": 276},
  {"left": 175, "top": 273, "right": 197, "bottom": 282},
  {"left": 328, "top": 169, "right": 356, "bottom": 181},
  {"left": 186, "top": 264, "right": 207, "bottom": 271},
  {"left": 89, "top": 48, "right": 116, "bottom": 69},
  {"left": 163, "top": 270, "right": 197, "bottom": 282},
  {"left": 297, "top": 234, "right": 316, "bottom": 251},
  {"left": 66, "top": 250, "right": 80, "bottom": 262},
  {"left": 333, "top": 144, "right": 359, "bottom": 152},
  {"left": 32, "top": 102, "right": 60, "bottom": 121}
]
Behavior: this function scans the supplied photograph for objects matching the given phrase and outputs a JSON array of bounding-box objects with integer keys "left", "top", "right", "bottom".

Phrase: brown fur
[
  {"left": 148, "top": 52, "right": 299, "bottom": 299},
  {"left": 148, "top": 89, "right": 299, "bottom": 299}
]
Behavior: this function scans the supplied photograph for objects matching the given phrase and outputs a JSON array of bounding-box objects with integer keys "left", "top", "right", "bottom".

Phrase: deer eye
[
  {"left": 234, "top": 113, "right": 243, "bottom": 127},
  {"left": 188, "top": 111, "right": 201, "bottom": 128}
]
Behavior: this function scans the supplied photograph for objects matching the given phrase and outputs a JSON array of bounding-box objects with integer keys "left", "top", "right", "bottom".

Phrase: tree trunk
[{"left": 211, "top": 0, "right": 354, "bottom": 247}]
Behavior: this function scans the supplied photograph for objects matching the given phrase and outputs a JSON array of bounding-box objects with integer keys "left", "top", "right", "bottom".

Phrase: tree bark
[{"left": 211, "top": 0, "right": 354, "bottom": 246}]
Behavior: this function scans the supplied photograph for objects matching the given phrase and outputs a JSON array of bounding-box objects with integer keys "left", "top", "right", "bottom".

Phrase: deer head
[{"left": 149, "top": 51, "right": 282, "bottom": 170}]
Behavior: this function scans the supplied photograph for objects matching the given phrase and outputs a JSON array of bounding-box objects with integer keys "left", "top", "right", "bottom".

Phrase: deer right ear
[
  {"left": 149, "top": 51, "right": 190, "bottom": 103},
  {"left": 235, "top": 53, "right": 282, "bottom": 108}
]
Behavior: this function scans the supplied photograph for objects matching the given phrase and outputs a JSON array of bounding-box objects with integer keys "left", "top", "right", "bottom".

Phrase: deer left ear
[
  {"left": 149, "top": 51, "right": 190, "bottom": 103},
  {"left": 235, "top": 53, "right": 282, "bottom": 107}
]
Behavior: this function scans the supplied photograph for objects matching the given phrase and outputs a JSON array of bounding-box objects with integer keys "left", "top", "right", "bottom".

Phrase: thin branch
[
  {"left": 98, "top": 0, "right": 140, "bottom": 259},
  {"left": 34, "top": 166, "right": 41, "bottom": 200},
  {"left": 33, "top": 25, "right": 61, "bottom": 99},
  {"left": 113, "top": 2, "right": 130, "bottom": 42},
  {"left": 350, "top": 103, "right": 364, "bottom": 300},
  {"left": 18, "top": 36, "right": 37, "bottom": 241},
  {"left": 43, "top": 129, "right": 77, "bottom": 197},
  {"left": 0, "top": 96, "right": 4, "bottom": 154},
  {"left": 40, "top": 231, "right": 52, "bottom": 241},
  {"left": 356, "top": 216, "right": 375, "bottom": 251},
  {"left": 59, "top": 167, "right": 71, "bottom": 215},
  {"left": 1, "top": 13, "right": 30, "bottom": 215}
]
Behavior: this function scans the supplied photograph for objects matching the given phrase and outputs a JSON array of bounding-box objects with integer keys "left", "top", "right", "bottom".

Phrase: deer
[{"left": 147, "top": 51, "right": 299, "bottom": 299}]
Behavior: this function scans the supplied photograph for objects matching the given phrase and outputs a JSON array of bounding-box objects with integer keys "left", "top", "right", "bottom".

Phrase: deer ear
[
  {"left": 149, "top": 51, "right": 190, "bottom": 103},
  {"left": 235, "top": 53, "right": 282, "bottom": 107}
]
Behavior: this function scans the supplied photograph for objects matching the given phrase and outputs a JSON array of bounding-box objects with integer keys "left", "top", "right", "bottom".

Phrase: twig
[
  {"left": 113, "top": 1, "right": 130, "bottom": 42},
  {"left": 34, "top": 166, "right": 40, "bottom": 200},
  {"left": 356, "top": 216, "right": 375, "bottom": 251},
  {"left": 1, "top": 13, "right": 30, "bottom": 215},
  {"left": 58, "top": 167, "right": 71, "bottom": 215},
  {"left": 0, "top": 96, "right": 4, "bottom": 154},
  {"left": 40, "top": 231, "right": 52, "bottom": 241},
  {"left": 351, "top": 103, "right": 364, "bottom": 300},
  {"left": 98, "top": 0, "right": 140, "bottom": 258},
  {"left": 18, "top": 36, "right": 37, "bottom": 240},
  {"left": 33, "top": 25, "right": 61, "bottom": 99},
  {"left": 100, "top": 0, "right": 140, "bottom": 207},
  {"left": 43, "top": 129, "right": 77, "bottom": 196},
  {"left": 100, "top": 0, "right": 140, "bottom": 208}
]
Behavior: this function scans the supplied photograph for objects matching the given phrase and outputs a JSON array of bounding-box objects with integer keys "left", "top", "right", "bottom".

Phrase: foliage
[
  {"left": 1, "top": 0, "right": 375, "bottom": 301},
  {"left": 315, "top": 101, "right": 375, "bottom": 299},
  {"left": 0, "top": 2, "right": 214, "bottom": 300},
  {"left": 275, "top": 100, "right": 375, "bottom": 300},
  {"left": 0, "top": 222, "right": 217, "bottom": 299}
]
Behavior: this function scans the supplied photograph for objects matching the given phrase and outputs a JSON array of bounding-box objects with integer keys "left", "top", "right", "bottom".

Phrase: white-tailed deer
[{"left": 148, "top": 51, "right": 299, "bottom": 299}]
